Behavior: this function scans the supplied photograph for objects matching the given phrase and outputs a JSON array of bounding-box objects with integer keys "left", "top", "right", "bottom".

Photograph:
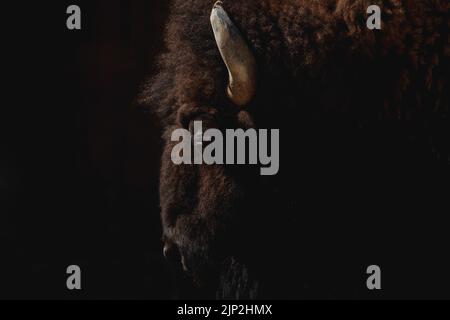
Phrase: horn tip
[
  {"left": 211, "top": 1, "right": 225, "bottom": 21},
  {"left": 213, "top": 1, "right": 224, "bottom": 9}
]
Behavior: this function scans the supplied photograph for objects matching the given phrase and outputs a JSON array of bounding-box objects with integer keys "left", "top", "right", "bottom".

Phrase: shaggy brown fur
[{"left": 139, "top": 0, "right": 449, "bottom": 297}]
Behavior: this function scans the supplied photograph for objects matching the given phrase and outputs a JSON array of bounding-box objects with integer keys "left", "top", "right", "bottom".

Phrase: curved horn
[{"left": 210, "top": 1, "right": 257, "bottom": 106}]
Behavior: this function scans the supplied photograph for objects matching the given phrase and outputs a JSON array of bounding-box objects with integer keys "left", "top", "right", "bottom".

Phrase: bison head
[
  {"left": 142, "top": 0, "right": 449, "bottom": 297},
  {"left": 157, "top": 2, "right": 269, "bottom": 290}
]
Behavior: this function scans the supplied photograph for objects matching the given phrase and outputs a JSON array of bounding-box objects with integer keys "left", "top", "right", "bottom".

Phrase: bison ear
[{"left": 210, "top": 1, "right": 257, "bottom": 107}]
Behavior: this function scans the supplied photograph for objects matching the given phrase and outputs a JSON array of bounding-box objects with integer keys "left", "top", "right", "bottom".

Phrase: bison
[{"left": 139, "top": 0, "right": 449, "bottom": 299}]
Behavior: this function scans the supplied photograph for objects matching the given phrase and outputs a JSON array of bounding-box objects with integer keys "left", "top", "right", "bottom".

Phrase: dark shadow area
[{"left": 2, "top": 0, "right": 172, "bottom": 299}]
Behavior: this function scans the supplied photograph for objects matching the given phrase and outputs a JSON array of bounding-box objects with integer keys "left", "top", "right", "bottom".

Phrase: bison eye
[
  {"left": 177, "top": 105, "right": 219, "bottom": 130},
  {"left": 189, "top": 119, "right": 218, "bottom": 149}
]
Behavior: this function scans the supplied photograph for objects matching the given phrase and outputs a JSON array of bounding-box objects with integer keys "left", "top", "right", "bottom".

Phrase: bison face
[
  {"left": 160, "top": 108, "right": 263, "bottom": 287},
  {"left": 158, "top": 2, "right": 265, "bottom": 287}
]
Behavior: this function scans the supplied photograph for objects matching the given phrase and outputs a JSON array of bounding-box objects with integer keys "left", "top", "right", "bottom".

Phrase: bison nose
[
  {"left": 163, "top": 241, "right": 191, "bottom": 273},
  {"left": 163, "top": 241, "right": 182, "bottom": 266}
]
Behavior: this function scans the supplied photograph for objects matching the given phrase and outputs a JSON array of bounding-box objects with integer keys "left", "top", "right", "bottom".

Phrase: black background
[
  {"left": 1, "top": 1, "right": 449, "bottom": 300},
  {"left": 2, "top": 1, "right": 172, "bottom": 299}
]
